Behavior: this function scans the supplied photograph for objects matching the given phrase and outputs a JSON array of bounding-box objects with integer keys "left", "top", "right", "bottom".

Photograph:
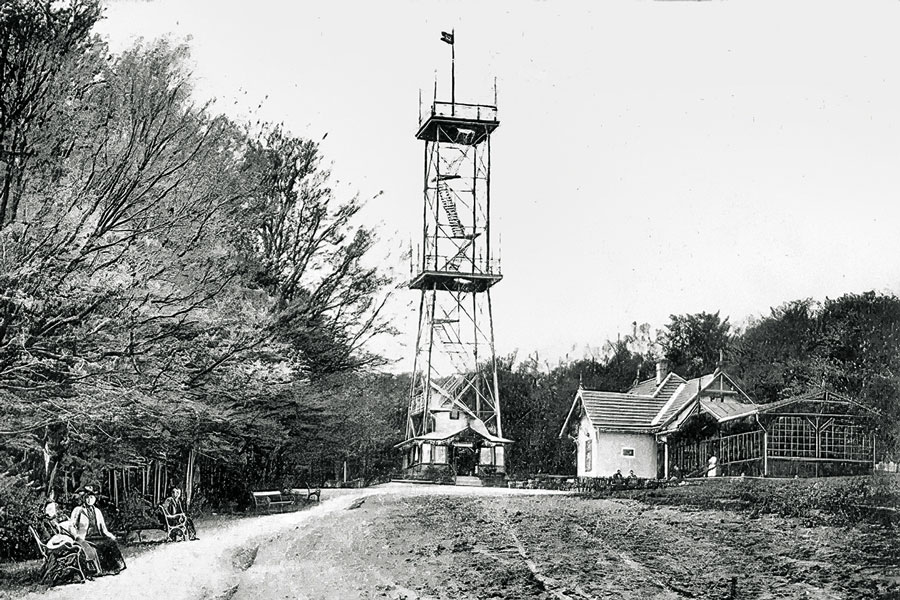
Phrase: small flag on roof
[{"left": 441, "top": 31, "right": 454, "bottom": 45}]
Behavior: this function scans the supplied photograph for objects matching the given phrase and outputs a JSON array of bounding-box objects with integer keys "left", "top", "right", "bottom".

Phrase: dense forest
[
  {"left": 1, "top": 0, "right": 898, "bottom": 561},
  {"left": 0, "top": 0, "right": 401, "bottom": 531},
  {"left": 500, "top": 295, "right": 900, "bottom": 476}
]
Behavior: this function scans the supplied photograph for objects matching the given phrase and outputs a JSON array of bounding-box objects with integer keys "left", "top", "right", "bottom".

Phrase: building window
[
  {"left": 494, "top": 446, "right": 505, "bottom": 467},
  {"left": 422, "top": 443, "right": 432, "bottom": 464},
  {"left": 480, "top": 447, "right": 493, "bottom": 465},
  {"left": 433, "top": 445, "right": 447, "bottom": 464},
  {"left": 622, "top": 448, "right": 635, "bottom": 457},
  {"left": 450, "top": 410, "right": 460, "bottom": 420},
  {"left": 585, "top": 439, "right": 592, "bottom": 472}
]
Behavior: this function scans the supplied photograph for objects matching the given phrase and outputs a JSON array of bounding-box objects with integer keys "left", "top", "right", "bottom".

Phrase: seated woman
[
  {"left": 69, "top": 485, "right": 126, "bottom": 575},
  {"left": 161, "top": 487, "right": 198, "bottom": 540},
  {"left": 38, "top": 500, "right": 102, "bottom": 577}
]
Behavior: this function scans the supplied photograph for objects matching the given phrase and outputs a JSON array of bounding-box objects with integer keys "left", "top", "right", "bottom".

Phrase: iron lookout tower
[{"left": 398, "top": 32, "right": 511, "bottom": 484}]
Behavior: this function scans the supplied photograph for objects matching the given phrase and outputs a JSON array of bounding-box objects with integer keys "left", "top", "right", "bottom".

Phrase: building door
[{"left": 453, "top": 446, "right": 477, "bottom": 476}]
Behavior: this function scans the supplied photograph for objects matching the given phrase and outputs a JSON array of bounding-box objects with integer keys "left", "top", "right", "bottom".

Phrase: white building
[{"left": 559, "top": 360, "right": 754, "bottom": 479}]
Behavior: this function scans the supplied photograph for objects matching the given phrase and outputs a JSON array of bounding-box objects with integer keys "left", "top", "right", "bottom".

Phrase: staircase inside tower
[
  {"left": 438, "top": 182, "right": 465, "bottom": 238},
  {"left": 437, "top": 182, "right": 479, "bottom": 271}
]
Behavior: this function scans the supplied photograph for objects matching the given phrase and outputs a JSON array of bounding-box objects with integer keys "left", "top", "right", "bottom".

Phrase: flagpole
[{"left": 451, "top": 29, "right": 455, "bottom": 116}]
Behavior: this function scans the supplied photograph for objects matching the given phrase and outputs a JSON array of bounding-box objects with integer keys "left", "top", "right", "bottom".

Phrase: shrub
[
  {"left": 622, "top": 474, "right": 900, "bottom": 527},
  {"left": 0, "top": 475, "right": 43, "bottom": 561}
]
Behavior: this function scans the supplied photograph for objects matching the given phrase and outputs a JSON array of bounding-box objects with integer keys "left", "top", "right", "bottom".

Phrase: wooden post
[
  {"left": 763, "top": 432, "right": 768, "bottom": 477},
  {"left": 872, "top": 433, "right": 877, "bottom": 472},
  {"left": 814, "top": 417, "right": 821, "bottom": 478},
  {"left": 663, "top": 442, "right": 669, "bottom": 479}
]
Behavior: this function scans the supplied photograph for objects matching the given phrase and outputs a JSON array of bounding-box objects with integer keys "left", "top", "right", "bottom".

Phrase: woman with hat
[
  {"left": 69, "top": 484, "right": 126, "bottom": 575},
  {"left": 39, "top": 499, "right": 102, "bottom": 577}
]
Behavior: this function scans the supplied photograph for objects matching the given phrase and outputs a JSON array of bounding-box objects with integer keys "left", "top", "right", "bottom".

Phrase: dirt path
[
  {"left": 8, "top": 485, "right": 565, "bottom": 600},
  {"left": 6, "top": 484, "right": 897, "bottom": 600},
  {"left": 221, "top": 489, "right": 898, "bottom": 600}
]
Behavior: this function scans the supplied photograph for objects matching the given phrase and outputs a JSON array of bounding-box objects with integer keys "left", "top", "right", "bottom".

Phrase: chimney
[{"left": 656, "top": 359, "right": 670, "bottom": 385}]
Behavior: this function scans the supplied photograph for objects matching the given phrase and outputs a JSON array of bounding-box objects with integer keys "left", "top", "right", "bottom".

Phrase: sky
[{"left": 97, "top": 0, "right": 900, "bottom": 369}]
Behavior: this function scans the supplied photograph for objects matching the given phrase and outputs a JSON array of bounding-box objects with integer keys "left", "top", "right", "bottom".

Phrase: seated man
[{"left": 161, "top": 487, "right": 197, "bottom": 540}]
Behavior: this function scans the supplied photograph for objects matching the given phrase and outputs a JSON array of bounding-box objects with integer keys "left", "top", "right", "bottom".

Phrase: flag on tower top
[{"left": 441, "top": 31, "right": 454, "bottom": 45}]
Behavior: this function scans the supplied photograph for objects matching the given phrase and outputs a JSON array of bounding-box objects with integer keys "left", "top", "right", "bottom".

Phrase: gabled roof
[
  {"left": 699, "top": 397, "right": 758, "bottom": 422},
  {"left": 757, "top": 388, "right": 879, "bottom": 416},
  {"left": 653, "top": 373, "right": 687, "bottom": 400},
  {"left": 628, "top": 377, "right": 659, "bottom": 396},
  {"left": 396, "top": 421, "right": 513, "bottom": 448},
  {"left": 657, "top": 370, "right": 758, "bottom": 429},
  {"left": 561, "top": 368, "right": 759, "bottom": 438},
  {"left": 626, "top": 373, "right": 687, "bottom": 400},
  {"left": 581, "top": 390, "right": 668, "bottom": 432},
  {"left": 654, "top": 374, "right": 714, "bottom": 427},
  {"left": 559, "top": 388, "right": 668, "bottom": 436}
]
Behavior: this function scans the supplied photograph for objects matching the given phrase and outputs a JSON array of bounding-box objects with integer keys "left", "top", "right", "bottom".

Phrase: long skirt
[
  {"left": 85, "top": 537, "right": 126, "bottom": 574},
  {"left": 75, "top": 539, "right": 102, "bottom": 575}
]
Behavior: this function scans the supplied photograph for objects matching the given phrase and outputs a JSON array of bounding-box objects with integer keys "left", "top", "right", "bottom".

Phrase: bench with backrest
[
  {"left": 122, "top": 499, "right": 189, "bottom": 544},
  {"left": 251, "top": 491, "right": 295, "bottom": 514},
  {"left": 286, "top": 482, "right": 321, "bottom": 504},
  {"left": 157, "top": 505, "right": 189, "bottom": 541},
  {"left": 28, "top": 526, "right": 86, "bottom": 585}
]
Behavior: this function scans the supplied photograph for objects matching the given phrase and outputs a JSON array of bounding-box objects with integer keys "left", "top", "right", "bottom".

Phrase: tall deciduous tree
[
  {"left": 0, "top": 0, "right": 103, "bottom": 227},
  {"left": 659, "top": 311, "right": 732, "bottom": 379},
  {"left": 733, "top": 299, "right": 824, "bottom": 403},
  {"left": 237, "top": 126, "right": 394, "bottom": 377}
]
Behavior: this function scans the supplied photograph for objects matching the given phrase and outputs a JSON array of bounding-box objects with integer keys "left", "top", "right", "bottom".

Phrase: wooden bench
[
  {"left": 157, "top": 506, "right": 189, "bottom": 541},
  {"left": 286, "top": 482, "right": 321, "bottom": 503},
  {"left": 122, "top": 502, "right": 190, "bottom": 544},
  {"left": 28, "top": 526, "right": 86, "bottom": 585},
  {"left": 251, "top": 491, "right": 295, "bottom": 514}
]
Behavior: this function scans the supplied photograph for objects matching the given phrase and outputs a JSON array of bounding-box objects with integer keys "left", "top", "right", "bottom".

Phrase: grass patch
[{"left": 609, "top": 473, "right": 900, "bottom": 526}]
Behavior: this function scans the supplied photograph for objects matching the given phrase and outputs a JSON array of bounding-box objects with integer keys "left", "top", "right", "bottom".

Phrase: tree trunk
[{"left": 184, "top": 446, "right": 196, "bottom": 509}]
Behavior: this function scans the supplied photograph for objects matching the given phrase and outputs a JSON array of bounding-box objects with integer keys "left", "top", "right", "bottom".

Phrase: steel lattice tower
[{"left": 399, "top": 34, "right": 510, "bottom": 480}]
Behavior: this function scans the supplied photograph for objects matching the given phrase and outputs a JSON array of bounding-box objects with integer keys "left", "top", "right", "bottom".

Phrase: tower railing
[
  {"left": 419, "top": 254, "right": 501, "bottom": 276},
  {"left": 430, "top": 101, "right": 498, "bottom": 122}
]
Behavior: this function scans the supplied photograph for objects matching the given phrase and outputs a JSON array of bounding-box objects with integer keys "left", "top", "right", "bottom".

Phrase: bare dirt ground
[{"left": 3, "top": 483, "right": 897, "bottom": 600}]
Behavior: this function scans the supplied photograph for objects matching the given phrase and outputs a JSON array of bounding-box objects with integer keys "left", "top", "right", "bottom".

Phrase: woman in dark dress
[
  {"left": 39, "top": 500, "right": 102, "bottom": 576},
  {"left": 69, "top": 485, "right": 126, "bottom": 575}
]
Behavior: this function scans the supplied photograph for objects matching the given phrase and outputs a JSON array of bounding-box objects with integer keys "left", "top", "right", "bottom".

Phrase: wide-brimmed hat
[{"left": 76, "top": 484, "right": 102, "bottom": 496}]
